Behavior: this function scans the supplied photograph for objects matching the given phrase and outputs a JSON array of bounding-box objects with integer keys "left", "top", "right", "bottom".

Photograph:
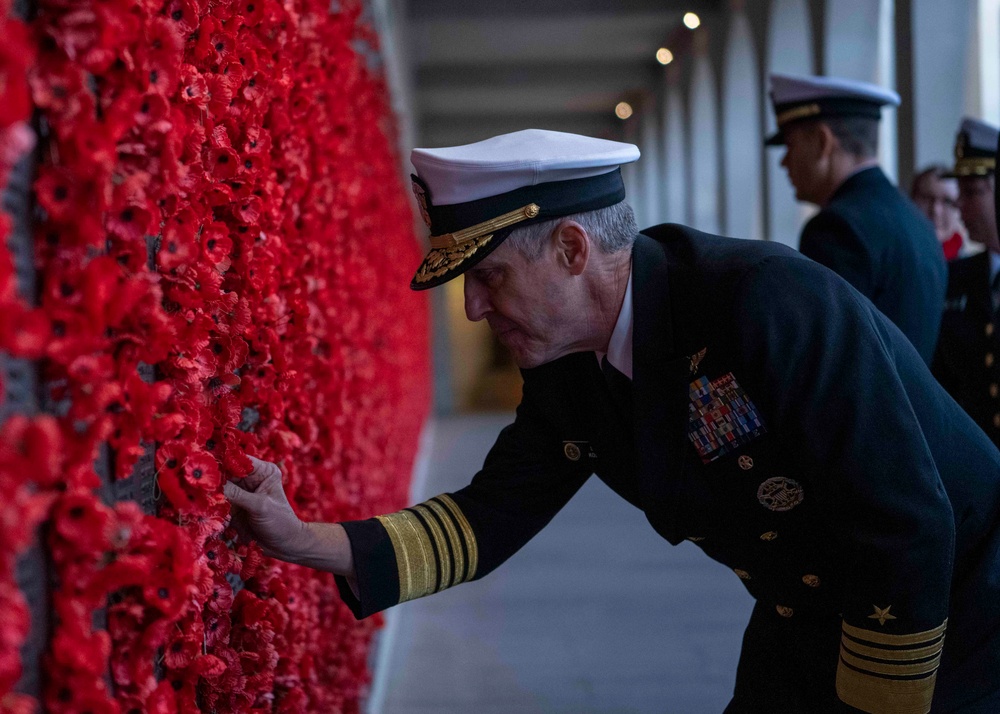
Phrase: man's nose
[{"left": 464, "top": 278, "right": 489, "bottom": 322}]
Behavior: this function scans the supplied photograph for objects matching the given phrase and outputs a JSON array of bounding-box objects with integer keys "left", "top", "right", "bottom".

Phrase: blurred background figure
[
  {"left": 932, "top": 117, "right": 1000, "bottom": 448},
  {"left": 765, "top": 72, "right": 946, "bottom": 364},
  {"left": 911, "top": 165, "right": 967, "bottom": 260}
]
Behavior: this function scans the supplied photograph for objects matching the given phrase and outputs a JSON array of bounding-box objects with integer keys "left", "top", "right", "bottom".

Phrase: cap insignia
[{"left": 411, "top": 178, "right": 433, "bottom": 229}]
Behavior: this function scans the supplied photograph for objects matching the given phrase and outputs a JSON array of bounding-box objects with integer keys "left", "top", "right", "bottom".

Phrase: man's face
[
  {"left": 912, "top": 174, "right": 961, "bottom": 242},
  {"left": 463, "top": 234, "right": 577, "bottom": 369},
  {"left": 957, "top": 175, "right": 999, "bottom": 252},
  {"left": 780, "top": 123, "right": 826, "bottom": 204}
]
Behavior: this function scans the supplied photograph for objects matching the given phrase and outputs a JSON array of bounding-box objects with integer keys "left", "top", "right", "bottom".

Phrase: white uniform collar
[{"left": 602, "top": 265, "right": 633, "bottom": 380}]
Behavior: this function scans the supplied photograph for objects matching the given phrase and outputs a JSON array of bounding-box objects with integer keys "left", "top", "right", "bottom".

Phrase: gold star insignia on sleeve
[{"left": 868, "top": 605, "right": 897, "bottom": 626}]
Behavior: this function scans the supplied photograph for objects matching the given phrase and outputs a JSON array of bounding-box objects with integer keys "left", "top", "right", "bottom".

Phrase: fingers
[
  {"left": 241, "top": 455, "right": 280, "bottom": 491},
  {"left": 224, "top": 481, "right": 262, "bottom": 510}
]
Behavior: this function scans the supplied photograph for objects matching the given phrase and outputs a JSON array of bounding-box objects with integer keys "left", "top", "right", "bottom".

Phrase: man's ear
[
  {"left": 550, "top": 220, "right": 590, "bottom": 276},
  {"left": 816, "top": 122, "right": 838, "bottom": 161}
]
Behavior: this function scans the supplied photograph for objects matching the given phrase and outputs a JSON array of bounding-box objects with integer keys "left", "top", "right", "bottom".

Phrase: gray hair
[{"left": 503, "top": 201, "right": 638, "bottom": 260}]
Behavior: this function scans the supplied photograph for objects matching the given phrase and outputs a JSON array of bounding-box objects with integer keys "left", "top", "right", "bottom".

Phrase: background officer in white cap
[
  {"left": 225, "top": 129, "right": 1000, "bottom": 713},
  {"left": 933, "top": 117, "right": 1000, "bottom": 449},
  {"left": 767, "top": 73, "right": 947, "bottom": 364}
]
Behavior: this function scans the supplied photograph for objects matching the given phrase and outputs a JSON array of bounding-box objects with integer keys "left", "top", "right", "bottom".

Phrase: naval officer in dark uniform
[
  {"left": 767, "top": 73, "right": 947, "bottom": 364},
  {"left": 225, "top": 130, "right": 1000, "bottom": 713},
  {"left": 933, "top": 118, "right": 1000, "bottom": 448}
]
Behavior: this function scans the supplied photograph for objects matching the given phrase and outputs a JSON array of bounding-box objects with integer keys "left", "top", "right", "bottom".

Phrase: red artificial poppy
[
  {"left": 204, "top": 72, "right": 234, "bottom": 117},
  {"left": 181, "top": 451, "right": 221, "bottom": 491},
  {"left": 49, "top": 628, "right": 111, "bottom": 676},
  {"left": 50, "top": 491, "right": 112, "bottom": 556},
  {"left": 163, "top": 623, "right": 203, "bottom": 670},
  {"left": 156, "top": 441, "right": 187, "bottom": 480},
  {"left": 162, "top": 0, "right": 202, "bottom": 35},
  {"left": 44, "top": 671, "right": 120, "bottom": 714},
  {"left": 177, "top": 64, "right": 210, "bottom": 109},
  {"left": 34, "top": 166, "right": 83, "bottom": 223},
  {"left": 204, "top": 611, "right": 232, "bottom": 649},
  {"left": 200, "top": 222, "right": 233, "bottom": 272},
  {"left": 158, "top": 210, "right": 200, "bottom": 272}
]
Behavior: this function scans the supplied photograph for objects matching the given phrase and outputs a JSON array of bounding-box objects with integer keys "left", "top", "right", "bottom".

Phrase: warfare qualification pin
[{"left": 757, "top": 477, "right": 804, "bottom": 512}]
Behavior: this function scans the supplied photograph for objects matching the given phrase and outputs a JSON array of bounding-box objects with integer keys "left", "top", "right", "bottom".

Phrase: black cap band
[
  {"left": 422, "top": 169, "right": 626, "bottom": 236},
  {"left": 766, "top": 97, "right": 885, "bottom": 146}
]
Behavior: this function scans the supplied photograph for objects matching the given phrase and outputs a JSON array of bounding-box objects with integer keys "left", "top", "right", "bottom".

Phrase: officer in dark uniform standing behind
[
  {"left": 933, "top": 118, "right": 1000, "bottom": 448},
  {"left": 767, "top": 73, "right": 947, "bottom": 364}
]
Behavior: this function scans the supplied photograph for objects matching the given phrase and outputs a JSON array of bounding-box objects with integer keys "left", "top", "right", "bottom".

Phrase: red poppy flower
[
  {"left": 156, "top": 441, "right": 187, "bottom": 479},
  {"left": 204, "top": 72, "right": 234, "bottom": 116},
  {"left": 204, "top": 612, "right": 232, "bottom": 649},
  {"left": 163, "top": 624, "right": 203, "bottom": 670},
  {"left": 50, "top": 492, "right": 112, "bottom": 557},
  {"left": 158, "top": 211, "right": 199, "bottom": 272},
  {"left": 34, "top": 166, "right": 83, "bottom": 223},
  {"left": 181, "top": 451, "right": 221, "bottom": 491},
  {"left": 200, "top": 222, "right": 233, "bottom": 272},
  {"left": 163, "top": 0, "right": 202, "bottom": 35},
  {"left": 50, "top": 628, "right": 111, "bottom": 676},
  {"left": 44, "top": 671, "right": 120, "bottom": 714},
  {"left": 177, "top": 64, "right": 209, "bottom": 109}
]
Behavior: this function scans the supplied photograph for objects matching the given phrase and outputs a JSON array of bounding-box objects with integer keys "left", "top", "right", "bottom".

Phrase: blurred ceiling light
[
  {"left": 615, "top": 102, "right": 634, "bottom": 120},
  {"left": 656, "top": 47, "right": 674, "bottom": 65},
  {"left": 683, "top": 12, "right": 701, "bottom": 29}
]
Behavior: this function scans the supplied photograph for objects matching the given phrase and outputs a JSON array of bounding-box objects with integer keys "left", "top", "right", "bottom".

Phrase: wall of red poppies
[{"left": 0, "top": 0, "right": 429, "bottom": 711}]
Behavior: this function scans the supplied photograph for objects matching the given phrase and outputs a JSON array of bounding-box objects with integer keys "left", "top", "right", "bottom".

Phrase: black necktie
[{"left": 601, "top": 355, "right": 632, "bottom": 423}]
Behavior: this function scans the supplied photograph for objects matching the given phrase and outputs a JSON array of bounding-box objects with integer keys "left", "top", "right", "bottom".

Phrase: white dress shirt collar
[{"left": 604, "top": 266, "right": 634, "bottom": 380}]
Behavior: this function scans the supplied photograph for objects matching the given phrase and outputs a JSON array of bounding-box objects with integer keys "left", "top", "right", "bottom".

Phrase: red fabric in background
[{"left": 0, "top": 0, "right": 429, "bottom": 711}]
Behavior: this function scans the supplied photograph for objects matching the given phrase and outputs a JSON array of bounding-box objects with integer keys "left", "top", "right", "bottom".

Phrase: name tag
[{"left": 688, "top": 373, "right": 767, "bottom": 463}]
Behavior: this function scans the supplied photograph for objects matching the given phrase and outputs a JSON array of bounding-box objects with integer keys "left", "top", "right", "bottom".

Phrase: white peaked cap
[{"left": 411, "top": 129, "right": 640, "bottom": 207}]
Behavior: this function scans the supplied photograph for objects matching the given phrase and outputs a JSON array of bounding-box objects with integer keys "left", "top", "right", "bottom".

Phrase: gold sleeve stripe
[
  {"left": 424, "top": 498, "right": 467, "bottom": 587},
  {"left": 842, "top": 637, "right": 944, "bottom": 663},
  {"left": 412, "top": 504, "right": 451, "bottom": 590},
  {"left": 839, "top": 648, "right": 941, "bottom": 678},
  {"left": 836, "top": 618, "right": 946, "bottom": 714},
  {"left": 376, "top": 511, "right": 438, "bottom": 604},
  {"left": 375, "top": 494, "right": 481, "bottom": 607},
  {"left": 842, "top": 619, "right": 947, "bottom": 647},
  {"left": 435, "top": 494, "right": 480, "bottom": 582},
  {"left": 837, "top": 664, "right": 938, "bottom": 714}
]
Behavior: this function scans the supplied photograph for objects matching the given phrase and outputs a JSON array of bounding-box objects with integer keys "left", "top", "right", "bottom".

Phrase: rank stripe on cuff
[
  {"left": 836, "top": 619, "right": 947, "bottom": 714},
  {"left": 375, "top": 494, "right": 480, "bottom": 605}
]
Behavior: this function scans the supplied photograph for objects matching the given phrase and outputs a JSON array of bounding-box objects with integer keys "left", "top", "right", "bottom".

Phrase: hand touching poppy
[{"left": 225, "top": 456, "right": 357, "bottom": 585}]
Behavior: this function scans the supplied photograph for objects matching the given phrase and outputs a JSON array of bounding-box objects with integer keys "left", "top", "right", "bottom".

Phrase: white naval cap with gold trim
[
  {"left": 765, "top": 73, "right": 900, "bottom": 147},
  {"left": 408, "top": 129, "right": 640, "bottom": 290},
  {"left": 944, "top": 117, "right": 999, "bottom": 178}
]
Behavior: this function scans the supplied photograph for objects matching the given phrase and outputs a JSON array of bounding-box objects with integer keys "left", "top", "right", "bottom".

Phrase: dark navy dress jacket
[{"left": 799, "top": 166, "right": 947, "bottom": 364}]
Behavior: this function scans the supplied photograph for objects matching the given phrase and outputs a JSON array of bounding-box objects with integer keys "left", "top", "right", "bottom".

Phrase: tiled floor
[{"left": 370, "top": 413, "right": 754, "bottom": 714}]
